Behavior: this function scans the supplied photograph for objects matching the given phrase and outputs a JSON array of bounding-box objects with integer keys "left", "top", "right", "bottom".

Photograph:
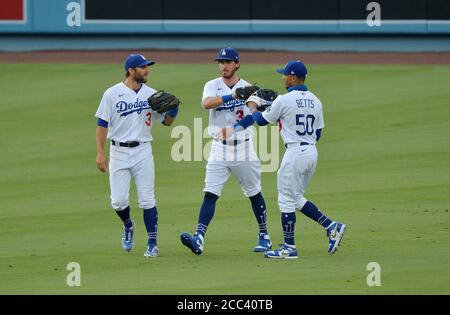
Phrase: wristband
[
  {"left": 167, "top": 107, "right": 179, "bottom": 118},
  {"left": 221, "top": 94, "right": 234, "bottom": 104}
]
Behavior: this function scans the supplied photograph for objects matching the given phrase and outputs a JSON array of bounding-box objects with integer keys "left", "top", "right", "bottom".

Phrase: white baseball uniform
[
  {"left": 95, "top": 82, "right": 165, "bottom": 210},
  {"left": 262, "top": 86, "right": 324, "bottom": 213},
  {"left": 202, "top": 77, "right": 261, "bottom": 197}
]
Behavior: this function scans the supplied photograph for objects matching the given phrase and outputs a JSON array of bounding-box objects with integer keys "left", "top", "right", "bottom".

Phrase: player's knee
[
  {"left": 204, "top": 191, "right": 219, "bottom": 201},
  {"left": 244, "top": 186, "right": 261, "bottom": 198},
  {"left": 296, "top": 197, "right": 308, "bottom": 211},
  {"left": 139, "top": 199, "right": 156, "bottom": 210},
  {"left": 278, "top": 199, "right": 296, "bottom": 214},
  {"left": 248, "top": 191, "right": 263, "bottom": 200},
  {"left": 111, "top": 199, "right": 129, "bottom": 211}
]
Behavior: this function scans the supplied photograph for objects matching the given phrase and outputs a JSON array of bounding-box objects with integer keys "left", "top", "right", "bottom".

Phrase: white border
[{"left": 0, "top": 0, "right": 27, "bottom": 24}]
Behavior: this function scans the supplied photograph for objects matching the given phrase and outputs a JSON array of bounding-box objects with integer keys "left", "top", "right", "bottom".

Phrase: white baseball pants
[
  {"left": 109, "top": 142, "right": 156, "bottom": 210},
  {"left": 277, "top": 144, "right": 318, "bottom": 213},
  {"left": 204, "top": 139, "right": 261, "bottom": 197}
]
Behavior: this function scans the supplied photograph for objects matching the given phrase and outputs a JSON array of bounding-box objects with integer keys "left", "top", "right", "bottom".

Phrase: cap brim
[
  {"left": 138, "top": 60, "right": 155, "bottom": 67},
  {"left": 276, "top": 68, "right": 286, "bottom": 74}
]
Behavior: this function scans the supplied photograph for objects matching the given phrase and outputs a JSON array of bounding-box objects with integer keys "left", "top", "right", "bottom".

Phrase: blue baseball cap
[
  {"left": 276, "top": 60, "right": 307, "bottom": 78},
  {"left": 124, "top": 54, "right": 155, "bottom": 71},
  {"left": 215, "top": 47, "right": 239, "bottom": 62}
]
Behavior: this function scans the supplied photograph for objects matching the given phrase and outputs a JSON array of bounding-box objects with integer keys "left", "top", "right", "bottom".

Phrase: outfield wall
[
  {"left": 1, "top": 0, "right": 450, "bottom": 34},
  {"left": 2, "top": 34, "right": 450, "bottom": 52},
  {"left": 1, "top": 0, "right": 450, "bottom": 52}
]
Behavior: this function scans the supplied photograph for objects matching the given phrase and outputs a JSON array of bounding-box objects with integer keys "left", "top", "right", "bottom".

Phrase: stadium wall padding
[{"left": 1, "top": 0, "right": 449, "bottom": 34}]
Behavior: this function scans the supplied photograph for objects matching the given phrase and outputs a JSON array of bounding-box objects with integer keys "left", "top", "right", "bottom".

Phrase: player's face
[
  {"left": 132, "top": 65, "right": 149, "bottom": 83},
  {"left": 282, "top": 75, "right": 295, "bottom": 89},
  {"left": 218, "top": 60, "right": 239, "bottom": 79}
]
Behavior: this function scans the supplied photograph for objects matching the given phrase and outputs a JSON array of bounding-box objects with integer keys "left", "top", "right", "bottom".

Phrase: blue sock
[
  {"left": 249, "top": 192, "right": 268, "bottom": 235},
  {"left": 300, "top": 201, "right": 333, "bottom": 229},
  {"left": 282, "top": 212, "right": 296, "bottom": 246},
  {"left": 143, "top": 207, "right": 158, "bottom": 245},
  {"left": 116, "top": 206, "right": 133, "bottom": 228},
  {"left": 195, "top": 192, "right": 218, "bottom": 237}
]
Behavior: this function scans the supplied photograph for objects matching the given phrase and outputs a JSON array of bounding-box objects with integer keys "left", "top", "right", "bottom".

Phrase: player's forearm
[
  {"left": 203, "top": 97, "right": 224, "bottom": 109},
  {"left": 247, "top": 102, "right": 258, "bottom": 113},
  {"left": 163, "top": 115, "right": 175, "bottom": 126},
  {"left": 251, "top": 111, "right": 269, "bottom": 126},
  {"left": 203, "top": 93, "right": 237, "bottom": 110},
  {"left": 96, "top": 126, "right": 108, "bottom": 154},
  {"left": 234, "top": 114, "right": 254, "bottom": 131}
]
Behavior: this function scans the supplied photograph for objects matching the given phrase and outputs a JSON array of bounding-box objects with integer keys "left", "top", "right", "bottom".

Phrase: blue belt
[
  {"left": 112, "top": 140, "right": 140, "bottom": 148},
  {"left": 284, "top": 142, "right": 311, "bottom": 149}
]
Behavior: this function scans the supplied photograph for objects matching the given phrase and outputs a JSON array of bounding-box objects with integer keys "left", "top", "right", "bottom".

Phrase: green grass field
[{"left": 0, "top": 62, "right": 449, "bottom": 294}]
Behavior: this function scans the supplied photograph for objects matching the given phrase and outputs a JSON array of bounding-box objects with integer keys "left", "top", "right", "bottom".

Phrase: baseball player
[
  {"left": 95, "top": 54, "right": 179, "bottom": 258},
  {"left": 180, "top": 47, "right": 272, "bottom": 255},
  {"left": 247, "top": 60, "right": 346, "bottom": 259}
]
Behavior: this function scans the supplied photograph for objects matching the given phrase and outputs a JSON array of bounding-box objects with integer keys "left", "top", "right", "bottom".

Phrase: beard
[{"left": 134, "top": 74, "right": 147, "bottom": 83}]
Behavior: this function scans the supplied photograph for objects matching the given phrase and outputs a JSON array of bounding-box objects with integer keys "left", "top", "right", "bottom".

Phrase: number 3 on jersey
[
  {"left": 236, "top": 109, "right": 244, "bottom": 122},
  {"left": 146, "top": 112, "right": 152, "bottom": 126},
  {"left": 296, "top": 114, "right": 315, "bottom": 136}
]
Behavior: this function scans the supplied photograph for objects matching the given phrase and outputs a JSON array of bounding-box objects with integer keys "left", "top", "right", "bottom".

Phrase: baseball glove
[
  {"left": 245, "top": 88, "right": 278, "bottom": 111},
  {"left": 235, "top": 85, "right": 260, "bottom": 100},
  {"left": 147, "top": 90, "right": 181, "bottom": 114}
]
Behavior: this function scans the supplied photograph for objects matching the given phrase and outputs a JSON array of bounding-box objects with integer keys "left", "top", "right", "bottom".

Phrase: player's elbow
[
  {"left": 202, "top": 97, "right": 217, "bottom": 110},
  {"left": 202, "top": 101, "right": 213, "bottom": 110}
]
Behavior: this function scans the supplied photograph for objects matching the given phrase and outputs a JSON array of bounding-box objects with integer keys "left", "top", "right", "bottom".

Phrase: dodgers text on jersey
[
  {"left": 216, "top": 99, "right": 244, "bottom": 112},
  {"left": 116, "top": 98, "right": 151, "bottom": 117}
]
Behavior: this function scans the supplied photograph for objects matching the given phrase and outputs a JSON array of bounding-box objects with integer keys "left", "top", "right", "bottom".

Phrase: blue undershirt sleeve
[
  {"left": 166, "top": 106, "right": 179, "bottom": 118},
  {"left": 97, "top": 118, "right": 108, "bottom": 128},
  {"left": 251, "top": 111, "right": 269, "bottom": 126},
  {"left": 316, "top": 128, "right": 322, "bottom": 142},
  {"left": 234, "top": 114, "right": 254, "bottom": 131}
]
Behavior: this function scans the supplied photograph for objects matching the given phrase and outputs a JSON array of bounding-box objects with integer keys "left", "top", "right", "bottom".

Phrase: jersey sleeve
[
  {"left": 153, "top": 111, "right": 166, "bottom": 124},
  {"left": 95, "top": 90, "right": 112, "bottom": 122},
  {"left": 262, "top": 96, "right": 283, "bottom": 124},
  {"left": 315, "top": 101, "right": 325, "bottom": 129},
  {"left": 201, "top": 80, "right": 217, "bottom": 103}
]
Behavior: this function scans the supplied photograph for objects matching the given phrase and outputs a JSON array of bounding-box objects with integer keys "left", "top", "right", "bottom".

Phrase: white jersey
[
  {"left": 95, "top": 82, "right": 165, "bottom": 143},
  {"left": 202, "top": 77, "right": 253, "bottom": 140},
  {"left": 262, "top": 88, "right": 324, "bottom": 145}
]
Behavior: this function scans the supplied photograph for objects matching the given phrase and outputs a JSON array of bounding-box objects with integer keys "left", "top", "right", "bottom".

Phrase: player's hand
[
  {"left": 216, "top": 127, "right": 234, "bottom": 141},
  {"left": 96, "top": 153, "right": 108, "bottom": 173},
  {"left": 246, "top": 101, "right": 258, "bottom": 113}
]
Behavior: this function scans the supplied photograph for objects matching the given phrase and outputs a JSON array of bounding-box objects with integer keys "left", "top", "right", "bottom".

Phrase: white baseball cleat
[{"left": 144, "top": 243, "right": 159, "bottom": 258}]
